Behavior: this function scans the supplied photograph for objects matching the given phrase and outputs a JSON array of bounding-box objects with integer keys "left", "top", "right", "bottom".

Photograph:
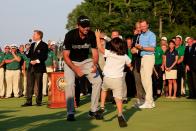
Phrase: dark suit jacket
[
  {"left": 190, "top": 43, "right": 196, "bottom": 72},
  {"left": 132, "top": 34, "right": 141, "bottom": 72},
  {"left": 27, "top": 41, "right": 48, "bottom": 73},
  {"left": 184, "top": 46, "right": 191, "bottom": 66}
]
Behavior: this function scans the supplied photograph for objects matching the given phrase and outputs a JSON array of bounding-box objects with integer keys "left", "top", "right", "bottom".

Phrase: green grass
[{"left": 0, "top": 96, "right": 196, "bottom": 131}]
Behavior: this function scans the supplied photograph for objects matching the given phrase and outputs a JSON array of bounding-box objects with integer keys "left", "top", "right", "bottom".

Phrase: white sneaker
[
  {"left": 139, "top": 102, "right": 154, "bottom": 109},
  {"left": 132, "top": 99, "right": 145, "bottom": 108}
]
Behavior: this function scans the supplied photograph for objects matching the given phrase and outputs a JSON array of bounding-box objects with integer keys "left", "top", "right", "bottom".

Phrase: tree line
[{"left": 66, "top": 0, "right": 196, "bottom": 42}]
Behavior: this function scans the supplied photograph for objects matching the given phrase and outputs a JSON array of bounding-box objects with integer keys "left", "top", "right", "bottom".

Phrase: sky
[{"left": 0, "top": 0, "right": 83, "bottom": 47}]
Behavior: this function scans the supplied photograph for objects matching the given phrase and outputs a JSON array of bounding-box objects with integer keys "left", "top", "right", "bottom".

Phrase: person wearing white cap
[
  {"left": 0, "top": 48, "right": 5, "bottom": 98},
  {"left": 175, "top": 35, "right": 186, "bottom": 97},
  {"left": 161, "top": 37, "right": 167, "bottom": 42},
  {"left": 152, "top": 37, "right": 167, "bottom": 98},
  {"left": 4, "top": 44, "right": 21, "bottom": 98},
  {"left": 42, "top": 41, "right": 58, "bottom": 96},
  {"left": 4, "top": 45, "right": 10, "bottom": 54},
  {"left": 185, "top": 37, "right": 191, "bottom": 46}
]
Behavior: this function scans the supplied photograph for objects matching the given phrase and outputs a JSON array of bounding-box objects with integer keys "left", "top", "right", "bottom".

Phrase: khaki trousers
[
  {"left": 64, "top": 59, "right": 102, "bottom": 115},
  {"left": 20, "top": 71, "right": 27, "bottom": 96},
  {"left": 5, "top": 70, "right": 21, "bottom": 97},
  {"left": 42, "top": 67, "right": 53, "bottom": 95},
  {"left": 140, "top": 55, "right": 155, "bottom": 104},
  {"left": 122, "top": 72, "right": 127, "bottom": 100}
]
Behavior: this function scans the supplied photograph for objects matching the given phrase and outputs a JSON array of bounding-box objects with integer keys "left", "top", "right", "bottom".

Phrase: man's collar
[
  {"left": 142, "top": 29, "right": 149, "bottom": 34},
  {"left": 36, "top": 40, "right": 41, "bottom": 45}
]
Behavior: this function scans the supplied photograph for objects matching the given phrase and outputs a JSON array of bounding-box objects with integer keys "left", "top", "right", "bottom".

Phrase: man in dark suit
[
  {"left": 131, "top": 22, "right": 145, "bottom": 107},
  {"left": 184, "top": 37, "right": 196, "bottom": 99},
  {"left": 22, "top": 30, "right": 48, "bottom": 106}
]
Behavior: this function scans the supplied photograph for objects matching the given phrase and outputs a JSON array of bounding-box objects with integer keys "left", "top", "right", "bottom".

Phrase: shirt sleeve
[
  {"left": 22, "top": 54, "right": 28, "bottom": 61},
  {"left": 125, "top": 54, "right": 131, "bottom": 65},
  {"left": 103, "top": 49, "right": 110, "bottom": 58},
  {"left": 52, "top": 52, "right": 58, "bottom": 61},
  {"left": 149, "top": 33, "right": 156, "bottom": 47},
  {"left": 89, "top": 32, "right": 97, "bottom": 49},
  {"left": 179, "top": 46, "right": 185, "bottom": 56},
  {"left": 63, "top": 32, "right": 73, "bottom": 50}
]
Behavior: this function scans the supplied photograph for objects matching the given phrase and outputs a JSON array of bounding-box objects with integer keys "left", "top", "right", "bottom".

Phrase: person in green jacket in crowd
[
  {"left": 175, "top": 35, "right": 186, "bottom": 97},
  {"left": 19, "top": 44, "right": 30, "bottom": 97},
  {"left": 152, "top": 37, "right": 167, "bottom": 98},
  {"left": 4, "top": 44, "right": 21, "bottom": 98},
  {"left": 43, "top": 41, "right": 58, "bottom": 96}
]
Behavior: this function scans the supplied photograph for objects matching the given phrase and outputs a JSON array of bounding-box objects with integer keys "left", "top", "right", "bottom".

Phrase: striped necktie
[{"left": 34, "top": 43, "right": 38, "bottom": 51}]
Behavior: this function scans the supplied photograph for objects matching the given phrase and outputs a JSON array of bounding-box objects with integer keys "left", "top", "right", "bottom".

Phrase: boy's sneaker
[
  {"left": 88, "top": 111, "right": 103, "bottom": 120},
  {"left": 67, "top": 114, "right": 76, "bottom": 121},
  {"left": 98, "top": 107, "right": 105, "bottom": 113},
  {"left": 118, "top": 115, "right": 127, "bottom": 127}
]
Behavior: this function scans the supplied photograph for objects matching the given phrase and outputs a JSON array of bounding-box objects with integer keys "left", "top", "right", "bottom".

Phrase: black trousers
[
  {"left": 152, "top": 65, "right": 163, "bottom": 97},
  {"left": 75, "top": 76, "right": 92, "bottom": 106},
  {"left": 26, "top": 70, "right": 43, "bottom": 104},
  {"left": 176, "top": 64, "right": 185, "bottom": 96},
  {"left": 187, "top": 70, "right": 196, "bottom": 98},
  {"left": 126, "top": 70, "right": 136, "bottom": 97}
]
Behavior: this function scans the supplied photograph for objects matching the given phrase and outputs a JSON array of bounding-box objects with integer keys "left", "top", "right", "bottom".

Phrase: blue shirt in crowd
[{"left": 139, "top": 30, "right": 156, "bottom": 56}]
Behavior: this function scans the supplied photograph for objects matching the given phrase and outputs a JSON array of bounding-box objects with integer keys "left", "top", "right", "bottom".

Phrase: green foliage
[{"left": 66, "top": 0, "right": 196, "bottom": 39}]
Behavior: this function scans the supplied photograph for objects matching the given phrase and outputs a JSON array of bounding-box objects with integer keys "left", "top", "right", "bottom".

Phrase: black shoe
[
  {"left": 88, "top": 111, "right": 103, "bottom": 120},
  {"left": 36, "top": 103, "right": 42, "bottom": 106},
  {"left": 118, "top": 115, "right": 127, "bottom": 128},
  {"left": 76, "top": 102, "right": 80, "bottom": 108},
  {"left": 21, "top": 102, "right": 32, "bottom": 107},
  {"left": 123, "top": 100, "right": 128, "bottom": 104},
  {"left": 187, "top": 96, "right": 196, "bottom": 99},
  {"left": 67, "top": 114, "right": 76, "bottom": 121},
  {"left": 112, "top": 100, "right": 116, "bottom": 104}
]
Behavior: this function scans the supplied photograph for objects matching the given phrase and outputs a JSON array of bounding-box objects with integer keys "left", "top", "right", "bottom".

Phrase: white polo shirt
[{"left": 103, "top": 49, "right": 131, "bottom": 78}]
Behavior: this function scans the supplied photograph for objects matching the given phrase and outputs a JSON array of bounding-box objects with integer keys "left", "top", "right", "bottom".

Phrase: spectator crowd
[{"left": 0, "top": 20, "right": 196, "bottom": 103}]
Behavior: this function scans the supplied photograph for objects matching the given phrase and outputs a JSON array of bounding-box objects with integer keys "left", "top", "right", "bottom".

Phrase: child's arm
[
  {"left": 126, "top": 63, "right": 133, "bottom": 71},
  {"left": 95, "top": 29, "right": 105, "bottom": 54}
]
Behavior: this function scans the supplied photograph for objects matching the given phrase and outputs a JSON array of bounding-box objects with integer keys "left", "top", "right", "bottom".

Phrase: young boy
[{"left": 95, "top": 30, "right": 131, "bottom": 127}]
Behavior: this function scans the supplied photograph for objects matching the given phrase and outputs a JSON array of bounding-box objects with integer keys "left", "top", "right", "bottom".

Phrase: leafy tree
[{"left": 66, "top": 0, "right": 196, "bottom": 40}]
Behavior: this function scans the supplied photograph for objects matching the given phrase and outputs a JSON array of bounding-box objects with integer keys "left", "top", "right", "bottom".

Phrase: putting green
[{"left": 0, "top": 96, "right": 196, "bottom": 131}]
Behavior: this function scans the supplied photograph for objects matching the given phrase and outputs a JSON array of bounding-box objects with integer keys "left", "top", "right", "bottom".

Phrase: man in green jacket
[
  {"left": 152, "top": 37, "right": 166, "bottom": 98},
  {"left": 4, "top": 44, "right": 21, "bottom": 98},
  {"left": 43, "top": 41, "right": 58, "bottom": 96}
]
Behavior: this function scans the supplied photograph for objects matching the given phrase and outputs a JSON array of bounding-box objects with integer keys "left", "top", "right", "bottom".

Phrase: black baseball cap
[{"left": 77, "top": 15, "right": 90, "bottom": 28}]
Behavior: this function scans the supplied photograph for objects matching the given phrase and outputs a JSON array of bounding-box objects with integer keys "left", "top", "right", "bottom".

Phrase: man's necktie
[{"left": 34, "top": 43, "right": 37, "bottom": 51}]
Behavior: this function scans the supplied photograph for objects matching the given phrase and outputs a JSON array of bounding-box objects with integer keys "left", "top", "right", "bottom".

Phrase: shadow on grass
[
  {"left": 100, "top": 99, "right": 141, "bottom": 123},
  {"left": 0, "top": 110, "right": 19, "bottom": 120},
  {"left": 0, "top": 110, "right": 98, "bottom": 131}
]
